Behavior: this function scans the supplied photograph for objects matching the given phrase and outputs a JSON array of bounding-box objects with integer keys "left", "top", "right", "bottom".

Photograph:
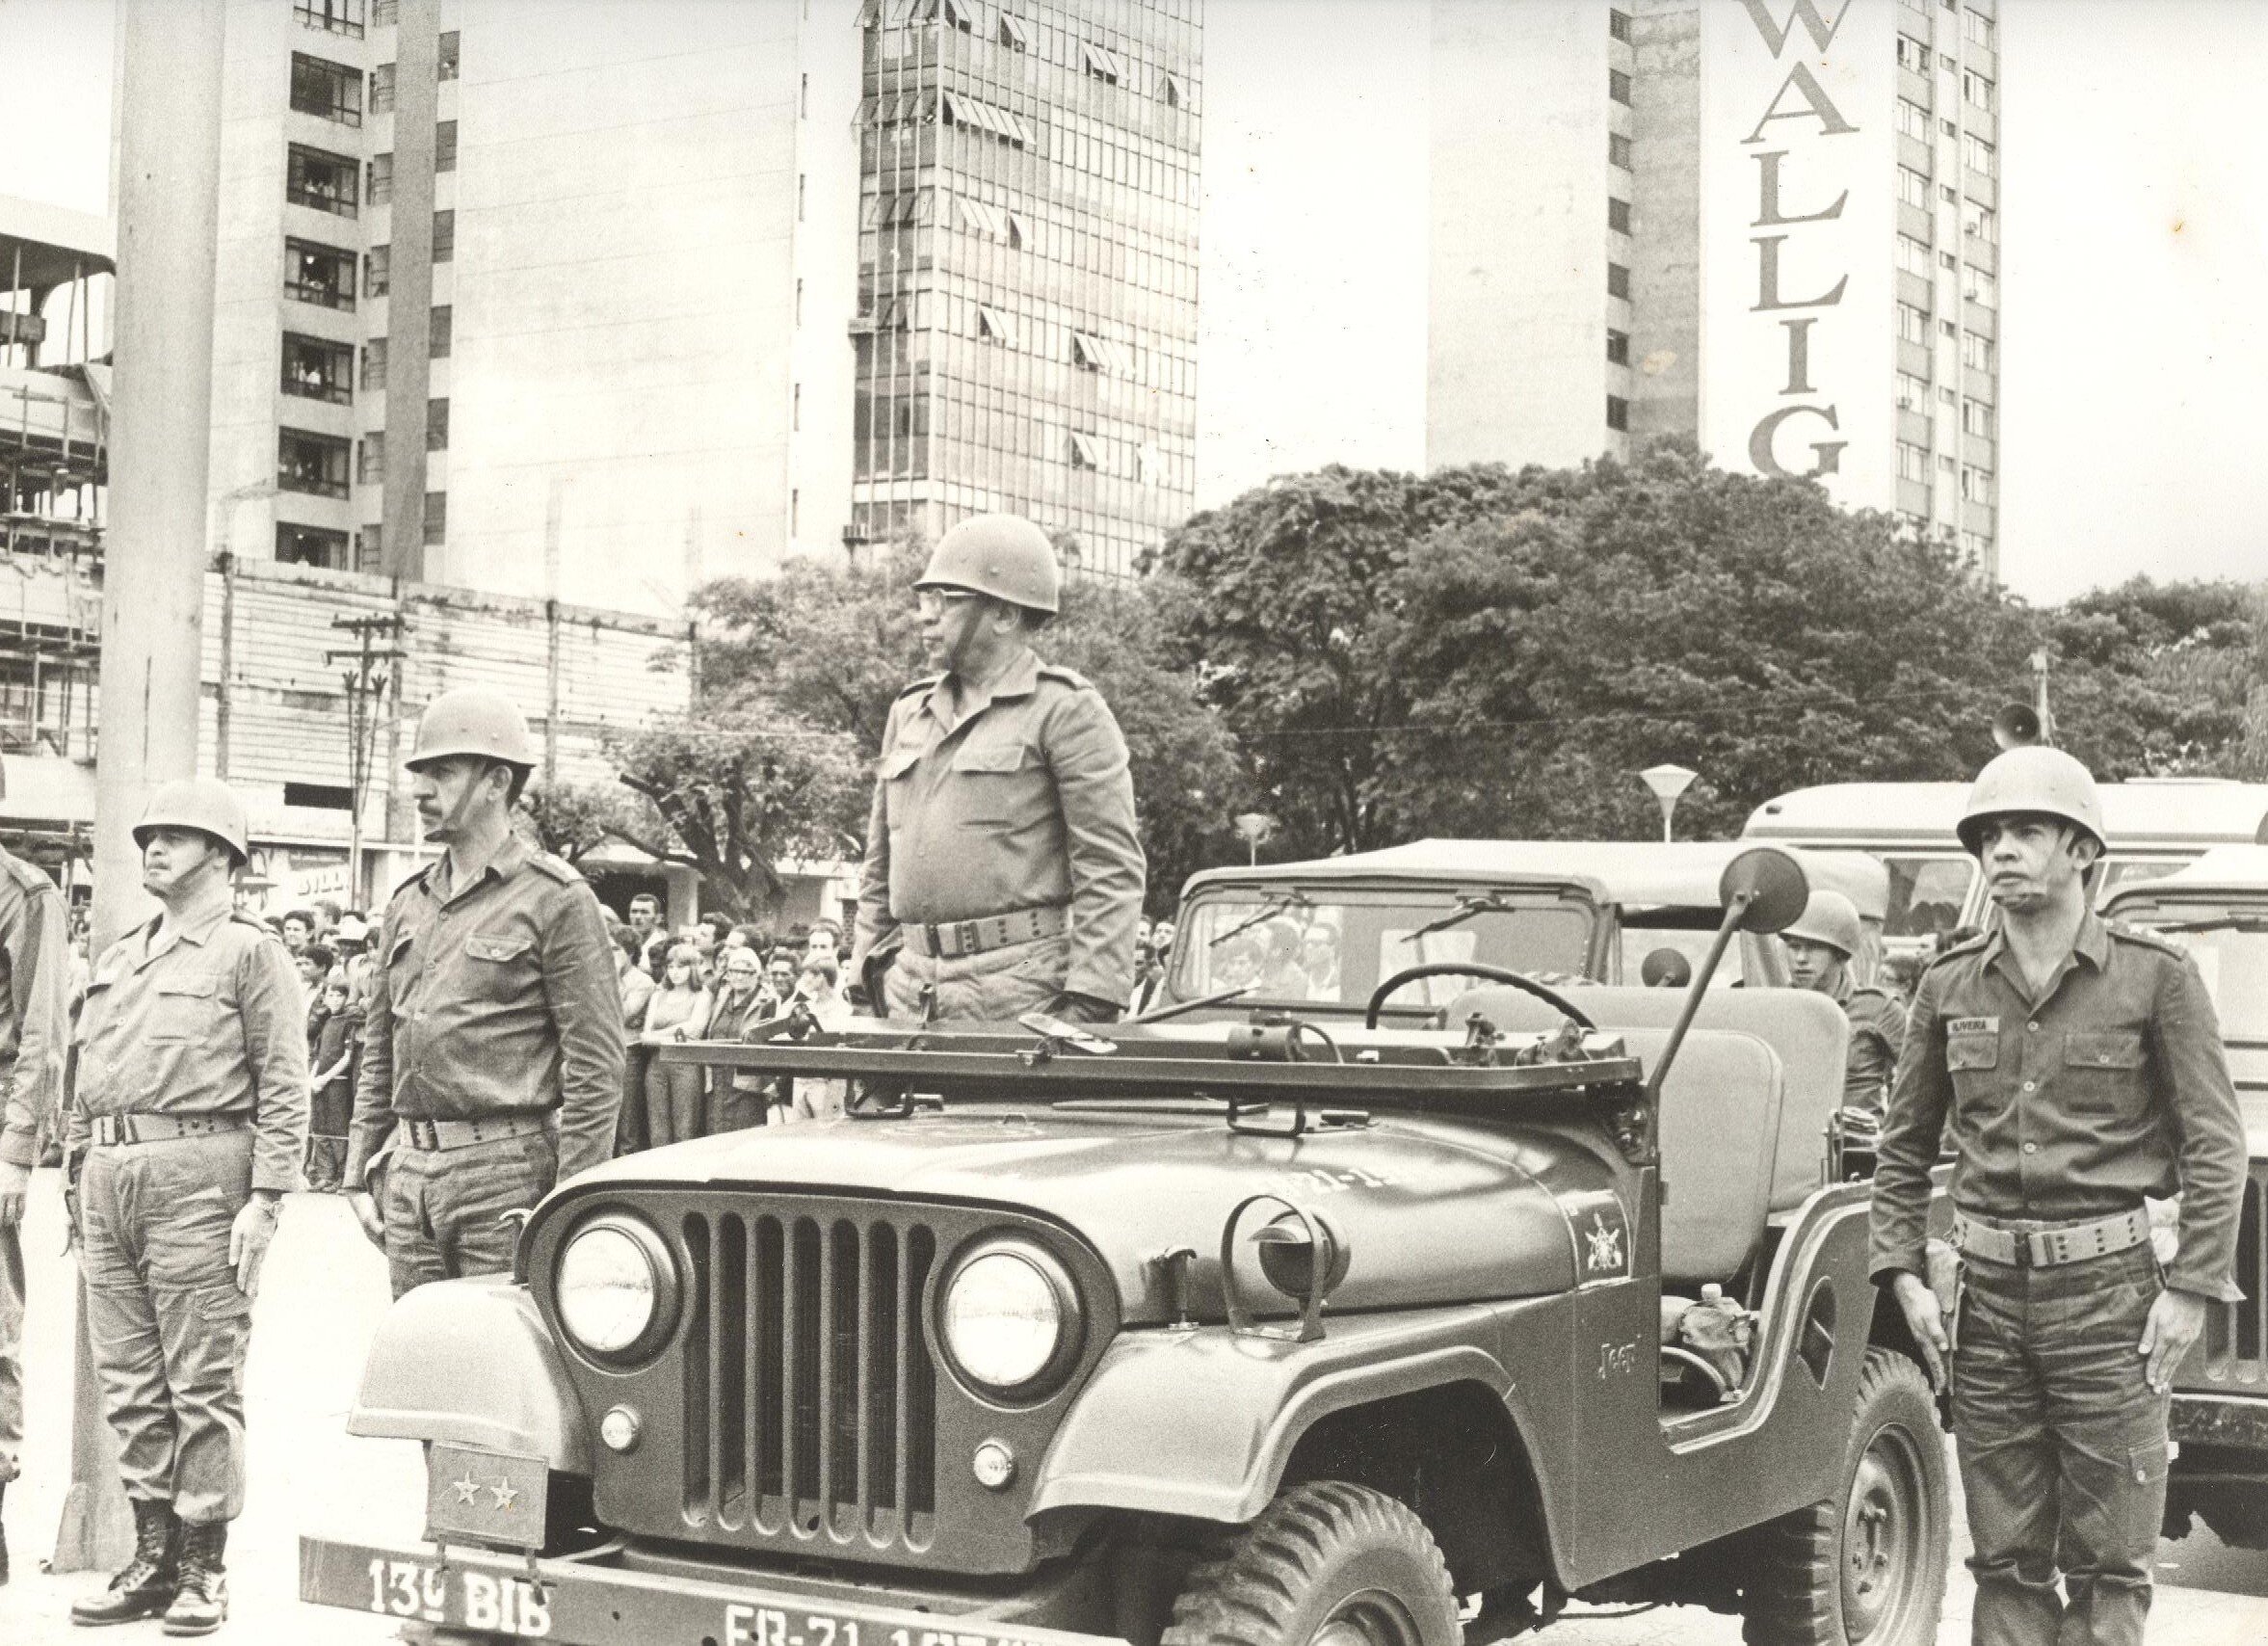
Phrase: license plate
[
  {"left": 362, "top": 1552, "right": 560, "bottom": 1637},
  {"left": 426, "top": 1443, "right": 550, "bottom": 1550}
]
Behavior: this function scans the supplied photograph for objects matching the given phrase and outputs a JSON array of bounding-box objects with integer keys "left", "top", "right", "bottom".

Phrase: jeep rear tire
[
  {"left": 1162, "top": 1481, "right": 1458, "bottom": 1646},
  {"left": 1740, "top": 1349, "right": 1949, "bottom": 1646}
]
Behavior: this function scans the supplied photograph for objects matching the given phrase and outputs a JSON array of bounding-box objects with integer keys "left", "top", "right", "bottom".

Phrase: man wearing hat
[
  {"left": 346, "top": 688, "right": 623, "bottom": 1298},
  {"left": 1870, "top": 746, "right": 2247, "bottom": 1646},
  {"left": 0, "top": 754, "right": 68, "bottom": 1587},
  {"left": 67, "top": 779, "right": 308, "bottom": 1633},
  {"left": 848, "top": 514, "right": 1145, "bottom": 1025},
  {"left": 1780, "top": 887, "right": 1905, "bottom": 1112}
]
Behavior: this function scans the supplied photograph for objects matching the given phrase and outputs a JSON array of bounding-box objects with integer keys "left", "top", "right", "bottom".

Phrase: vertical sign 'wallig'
[{"left": 1701, "top": 0, "right": 1894, "bottom": 507}]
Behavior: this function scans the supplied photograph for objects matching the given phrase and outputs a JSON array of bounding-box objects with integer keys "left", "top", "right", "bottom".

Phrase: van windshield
[
  {"left": 2115, "top": 906, "right": 2268, "bottom": 1043},
  {"left": 1166, "top": 887, "right": 1596, "bottom": 1011}
]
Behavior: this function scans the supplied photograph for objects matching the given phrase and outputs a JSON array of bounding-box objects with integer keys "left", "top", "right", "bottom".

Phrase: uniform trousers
[
  {"left": 1952, "top": 1237, "right": 2170, "bottom": 1646},
  {"left": 882, "top": 930, "right": 1069, "bottom": 1024},
  {"left": 707, "top": 1075, "right": 771, "bottom": 1135},
  {"left": 0, "top": 1218, "right": 23, "bottom": 1485},
  {"left": 79, "top": 1130, "right": 254, "bottom": 1524},
  {"left": 381, "top": 1129, "right": 556, "bottom": 1301}
]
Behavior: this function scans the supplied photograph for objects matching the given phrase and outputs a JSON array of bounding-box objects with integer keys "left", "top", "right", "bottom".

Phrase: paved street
[{"left": 1, "top": 1165, "right": 2263, "bottom": 1645}]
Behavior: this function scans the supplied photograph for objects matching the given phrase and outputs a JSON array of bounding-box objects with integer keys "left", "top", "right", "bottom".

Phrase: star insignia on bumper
[
  {"left": 451, "top": 1472, "right": 480, "bottom": 1506},
  {"left": 489, "top": 1478, "right": 520, "bottom": 1512}
]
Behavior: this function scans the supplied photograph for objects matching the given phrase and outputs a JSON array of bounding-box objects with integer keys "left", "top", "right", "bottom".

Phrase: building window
[
  {"left": 1960, "top": 529, "right": 1989, "bottom": 563},
  {"left": 1940, "top": 184, "right": 1958, "bottom": 204},
  {"left": 358, "top": 431, "right": 383, "bottom": 484},
  {"left": 1965, "top": 7, "right": 1993, "bottom": 47},
  {"left": 1941, "top": 319, "right": 1958, "bottom": 339},
  {"left": 1895, "top": 440, "right": 1929, "bottom": 483},
  {"left": 792, "top": 384, "right": 802, "bottom": 431},
  {"left": 1608, "top": 132, "right": 1633, "bottom": 171},
  {"left": 287, "top": 143, "right": 359, "bottom": 217},
  {"left": 291, "top": 52, "right": 362, "bottom": 125},
  {"left": 284, "top": 237, "right": 356, "bottom": 309},
  {"left": 426, "top": 397, "right": 449, "bottom": 451},
  {"left": 1895, "top": 233, "right": 1932, "bottom": 277},
  {"left": 1939, "top": 385, "right": 1958, "bottom": 407},
  {"left": 795, "top": 279, "right": 804, "bottom": 325},
  {"left": 356, "top": 523, "right": 382, "bottom": 571},
  {"left": 1961, "top": 464, "right": 1991, "bottom": 501},
  {"left": 1939, "top": 51, "right": 1957, "bottom": 72},
  {"left": 1962, "top": 330, "right": 1994, "bottom": 371},
  {"left": 1897, "top": 302, "right": 1930, "bottom": 344},
  {"left": 800, "top": 72, "right": 808, "bottom": 118},
  {"left": 1606, "top": 329, "right": 1630, "bottom": 365},
  {"left": 437, "top": 31, "right": 460, "bottom": 81},
  {"left": 1608, "top": 197, "right": 1631, "bottom": 234},
  {"left": 1894, "top": 97, "right": 1929, "bottom": 142},
  {"left": 1962, "top": 131, "right": 1996, "bottom": 177},
  {"left": 1609, "top": 68, "right": 1631, "bottom": 105},
  {"left": 1964, "top": 264, "right": 1997, "bottom": 308},
  {"left": 1606, "top": 262, "right": 1630, "bottom": 299},
  {"left": 1941, "top": 117, "right": 1957, "bottom": 137},
  {"left": 1609, "top": 10, "right": 1631, "bottom": 41},
  {"left": 791, "top": 489, "right": 800, "bottom": 535},
  {"left": 424, "top": 491, "right": 447, "bottom": 545},
  {"left": 295, "top": 1, "right": 366, "bottom": 40},
  {"left": 998, "top": 13, "right": 1030, "bottom": 49},
  {"left": 281, "top": 332, "right": 354, "bottom": 404},
  {"left": 1605, "top": 394, "right": 1629, "bottom": 432},
  {"left": 937, "top": 0, "right": 974, "bottom": 32},
  {"left": 365, "top": 244, "right": 390, "bottom": 295},
  {"left": 1159, "top": 71, "right": 1187, "bottom": 109},
  {"left": 1939, "top": 453, "right": 1957, "bottom": 474},
  {"left": 1897, "top": 370, "right": 1929, "bottom": 412},
  {"left": 435, "top": 119, "right": 458, "bottom": 173},
  {"left": 361, "top": 337, "right": 386, "bottom": 389},
  {"left": 798, "top": 174, "right": 805, "bottom": 221},
  {"left": 367, "top": 152, "right": 393, "bottom": 205},
  {"left": 1964, "top": 198, "right": 1998, "bottom": 243},
  {"left": 432, "top": 209, "right": 454, "bottom": 261},
  {"left": 1964, "top": 68, "right": 1995, "bottom": 110},
  {"left": 276, "top": 521, "right": 349, "bottom": 568},
  {"left": 429, "top": 305, "right": 452, "bottom": 357},
  {"left": 1895, "top": 34, "right": 1928, "bottom": 73},
  {"left": 369, "top": 62, "right": 395, "bottom": 115},
  {"left": 977, "top": 305, "right": 1019, "bottom": 346},
  {"left": 1961, "top": 396, "right": 1992, "bottom": 436},
  {"left": 1897, "top": 166, "right": 1930, "bottom": 208},
  {"left": 1082, "top": 42, "right": 1125, "bottom": 86},
  {"left": 1940, "top": 250, "right": 1957, "bottom": 270},
  {"left": 279, "top": 428, "right": 352, "bottom": 497},
  {"left": 373, "top": 0, "right": 397, "bottom": 25},
  {"left": 1071, "top": 332, "right": 1132, "bottom": 373},
  {"left": 1068, "top": 431, "right": 1104, "bottom": 471}
]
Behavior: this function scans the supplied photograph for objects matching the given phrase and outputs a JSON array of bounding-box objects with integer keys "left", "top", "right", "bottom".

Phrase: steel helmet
[
  {"left": 408, "top": 687, "right": 538, "bottom": 771},
  {"left": 133, "top": 778, "right": 251, "bottom": 867},
  {"left": 1956, "top": 746, "right": 2104, "bottom": 857},
  {"left": 1783, "top": 889, "right": 1863, "bottom": 959},
  {"left": 914, "top": 514, "right": 1061, "bottom": 615}
]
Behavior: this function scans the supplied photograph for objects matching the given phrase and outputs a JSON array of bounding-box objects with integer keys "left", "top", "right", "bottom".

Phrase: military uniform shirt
[
  {"left": 69, "top": 893, "right": 310, "bottom": 1195},
  {"left": 1869, "top": 912, "right": 2248, "bottom": 1301},
  {"left": 0, "top": 849, "right": 67, "bottom": 1169},
  {"left": 349, "top": 835, "right": 625, "bottom": 1184},
  {"left": 852, "top": 650, "right": 1146, "bottom": 1006},
  {"left": 1837, "top": 979, "right": 1906, "bottom": 1112}
]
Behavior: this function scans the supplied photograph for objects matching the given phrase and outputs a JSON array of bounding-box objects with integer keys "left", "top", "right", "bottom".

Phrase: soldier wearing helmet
[
  {"left": 1870, "top": 746, "right": 2247, "bottom": 1646},
  {"left": 346, "top": 688, "right": 624, "bottom": 1300},
  {"left": 66, "top": 778, "right": 308, "bottom": 1632},
  {"left": 848, "top": 515, "right": 1145, "bottom": 1025},
  {"left": 1780, "top": 888, "right": 1904, "bottom": 1112}
]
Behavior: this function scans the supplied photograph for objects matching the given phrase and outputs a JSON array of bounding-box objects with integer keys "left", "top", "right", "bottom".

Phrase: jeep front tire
[
  {"left": 1741, "top": 1348, "right": 1949, "bottom": 1646},
  {"left": 1163, "top": 1481, "right": 1459, "bottom": 1646}
]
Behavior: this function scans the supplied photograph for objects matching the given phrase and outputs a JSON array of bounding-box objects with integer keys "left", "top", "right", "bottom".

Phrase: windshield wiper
[
  {"left": 1207, "top": 890, "right": 1310, "bottom": 947},
  {"left": 1404, "top": 892, "right": 1520, "bottom": 943}
]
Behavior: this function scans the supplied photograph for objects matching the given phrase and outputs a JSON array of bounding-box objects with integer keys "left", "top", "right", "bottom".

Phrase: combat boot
[
  {"left": 163, "top": 1520, "right": 228, "bottom": 1635},
  {"left": 69, "top": 1496, "right": 177, "bottom": 1625}
]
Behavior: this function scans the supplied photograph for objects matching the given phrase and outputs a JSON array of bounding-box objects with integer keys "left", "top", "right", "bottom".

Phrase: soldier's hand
[
  {"left": 229, "top": 1193, "right": 282, "bottom": 1299},
  {"left": 2139, "top": 1287, "right": 2210, "bottom": 1394},
  {"left": 1889, "top": 1271, "right": 1948, "bottom": 1388},
  {"left": 0, "top": 1157, "right": 29, "bottom": 1227},
  {"left": 348, "top": 1188, "right": 386, "bottom": 1251}
]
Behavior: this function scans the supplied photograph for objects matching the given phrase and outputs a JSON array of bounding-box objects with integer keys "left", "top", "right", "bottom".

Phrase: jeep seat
[{"left": 1450, "top": 985, "right": 1853, "bottom": 1284}]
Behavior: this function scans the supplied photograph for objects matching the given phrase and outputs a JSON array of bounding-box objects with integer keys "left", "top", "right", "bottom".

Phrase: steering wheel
[{"left": 1364, "top": 962, "right": 1597, "bottom": 1032}]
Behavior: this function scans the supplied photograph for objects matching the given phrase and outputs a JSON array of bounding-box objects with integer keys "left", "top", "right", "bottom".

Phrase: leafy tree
[
  {"left": 2039, "top": 577, "right": 2267, "bottom": 780},
  {"left": 514, "top": 777, "right": 637, "bottom": 865}
]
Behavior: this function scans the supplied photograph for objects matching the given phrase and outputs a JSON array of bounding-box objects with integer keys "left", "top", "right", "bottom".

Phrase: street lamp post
[{"left": 1639, "top": 764, "right": 1699, "bottom": 843}]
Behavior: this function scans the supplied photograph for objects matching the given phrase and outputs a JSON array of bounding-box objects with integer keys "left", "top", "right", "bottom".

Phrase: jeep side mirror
[{"left": 1646, "top": 848, "right": 1810, "bottom": 1102}]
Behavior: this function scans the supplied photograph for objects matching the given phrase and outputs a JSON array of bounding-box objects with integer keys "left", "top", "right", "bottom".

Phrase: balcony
[{"left": 295, "top": 1, "right": 365, "bottom": 39}]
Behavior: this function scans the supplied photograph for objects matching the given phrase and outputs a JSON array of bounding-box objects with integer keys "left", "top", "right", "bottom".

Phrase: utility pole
[
  {"left": 60, "top": 0, "right": 230, "bottom": 1574},
  {"left": 330, "top": 613, "right": 406, "bottom": 908}
]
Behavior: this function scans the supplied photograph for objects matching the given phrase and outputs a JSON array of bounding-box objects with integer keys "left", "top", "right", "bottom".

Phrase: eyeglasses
[{"left": 915, "top": 589, "right": 981, "bottom": 618}]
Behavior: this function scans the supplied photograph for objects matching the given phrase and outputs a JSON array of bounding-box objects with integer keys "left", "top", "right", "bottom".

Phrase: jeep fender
[
  {"left": 346, "top": 1278, "right": 593, "bottom": 1474},
  {"left": 1031, "top": 1302, "right": 1554, "bottom": 1535}
]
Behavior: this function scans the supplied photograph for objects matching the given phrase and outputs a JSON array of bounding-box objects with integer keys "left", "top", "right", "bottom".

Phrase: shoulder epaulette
[
  {"left": 526, "top": 851, "right": 581, "bottom": 886},
  {"left": 1035, "top": 662, "right": 1094, "bottom": 691},
  {"left": 895, "top": 672, "right": 944, "bottom": 701},
  {"left": 2103, "top": 918, "right": 2187, "bottom": 959},
  {"left": 1920, "top": 932, "right": 1991, "bottom": 973},
  {"left": 0, "top": 851, "right": 54, "bottom": 897},
  {"left": 390, "top": 864, "right": 433, "bottom": 902},
  {"left": 228, "top": 910, "right": 281, "bottom": 940}
]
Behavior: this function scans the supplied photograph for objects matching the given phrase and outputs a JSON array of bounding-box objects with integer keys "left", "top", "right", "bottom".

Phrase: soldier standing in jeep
[
  {"left": 1870, "top": 746, "right": 2249, "bottom": 1646},
  {"left": 848, "top": 514, "right": 1145, "bottom": 1026}
]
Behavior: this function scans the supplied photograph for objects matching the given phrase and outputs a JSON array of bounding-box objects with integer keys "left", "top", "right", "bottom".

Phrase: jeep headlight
[
  {"left": 556, "top": 1214, "right": 678, "bottom": 1364},
  {"left": 938, "top": 1239, "right": 1082, "bottom": 1399}
]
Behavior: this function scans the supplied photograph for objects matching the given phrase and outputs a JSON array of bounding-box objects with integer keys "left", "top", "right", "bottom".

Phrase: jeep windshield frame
[{"left": 2095, "top": 891, "right": 2268, "bottom": 1066}]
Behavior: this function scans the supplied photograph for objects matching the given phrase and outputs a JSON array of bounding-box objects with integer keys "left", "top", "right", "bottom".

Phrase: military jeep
[
  {"left": 301, "top": 848, "right": 1952, "bottom": 1646},
  {"left": 2099, "top": 845, "right": 2268, "bottom": 1550}
]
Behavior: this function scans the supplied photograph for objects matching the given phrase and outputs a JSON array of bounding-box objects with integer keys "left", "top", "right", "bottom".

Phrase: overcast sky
[{"left": 6, "top": 0, "right": 2262, "bottom": 605}]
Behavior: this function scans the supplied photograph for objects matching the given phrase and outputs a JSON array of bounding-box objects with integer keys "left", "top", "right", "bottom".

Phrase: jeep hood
[{"left": 572, "top": 1107, "right": 1618, "bottom": 1323}]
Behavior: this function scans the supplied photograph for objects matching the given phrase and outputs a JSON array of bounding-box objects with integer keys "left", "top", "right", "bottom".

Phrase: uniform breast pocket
[
  {"left": 950, "top": 738, "right": 1036, "bottom": 827},
  {"left": 150, "top": 974, "right": 224, "bottom": 1044},
  {"left": 880, "top": 745, "right": 924, "bottom": 828},
  {"left": 1945, "top": 1031, "right": 2001, "bottom": 1102},
  {"left": 462, "top": 935, "right": 534, "bottom": 1002},
  {"left": 2063, "top": 1030, "right": 2147, "bottom": 1114}
]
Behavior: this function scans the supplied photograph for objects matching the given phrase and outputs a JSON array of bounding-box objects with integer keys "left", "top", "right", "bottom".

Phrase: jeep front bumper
[
  {"left": 300, "top": 1536, "right": 1129, "bottom": 1646},
  {"left": 2171, "top": 1390, "right": 2268, "bottom": 1454}
]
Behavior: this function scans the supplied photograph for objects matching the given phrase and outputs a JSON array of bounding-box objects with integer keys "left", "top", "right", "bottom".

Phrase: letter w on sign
[{"left": 1741, "top": 0, "right": 1855, "bottom": 56}]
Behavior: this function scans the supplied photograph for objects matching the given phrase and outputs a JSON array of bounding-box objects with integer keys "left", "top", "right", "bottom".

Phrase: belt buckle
[
  {"left": 93, "top": 1114, "right": 119, "bottom": 1146},
  {"left": 954, "top": 919, "right": 980, "bottom": 957}
]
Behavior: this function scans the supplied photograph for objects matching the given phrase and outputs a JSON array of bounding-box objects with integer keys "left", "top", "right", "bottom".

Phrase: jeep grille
[
  {"left": 681, "top": 1209, "right": 939, "bottom": 1552},
  {"left": 2189, "top": 1162, "right": 2267, "bottom": 1387}
]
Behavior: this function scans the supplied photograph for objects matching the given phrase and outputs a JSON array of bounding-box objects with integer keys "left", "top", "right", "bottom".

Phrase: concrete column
[{"left": 381, "top": 0, "right": 444, "bottom": 579}]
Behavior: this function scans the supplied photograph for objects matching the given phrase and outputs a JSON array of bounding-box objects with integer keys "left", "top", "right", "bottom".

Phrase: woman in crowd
[
  {"left": 304, "top": 973, "right": 356, "bottom": 1191},
  {"left": 614, "top": 923, "right": 656, "bottom": 1155},
  {"left": 639, "top": 943, "right": 712, "bottom": 1148}
]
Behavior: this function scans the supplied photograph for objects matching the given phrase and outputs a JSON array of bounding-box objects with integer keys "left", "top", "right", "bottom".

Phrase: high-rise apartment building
[
  {"left": 209, "top": 0, "right": 1201, "bottom": 613},
  {"left": 853, "top": 0, "right": 1201, "bottom": 578},
  {"left": 1428, "top": 0, "right": 2002, "bottom": 577}
]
